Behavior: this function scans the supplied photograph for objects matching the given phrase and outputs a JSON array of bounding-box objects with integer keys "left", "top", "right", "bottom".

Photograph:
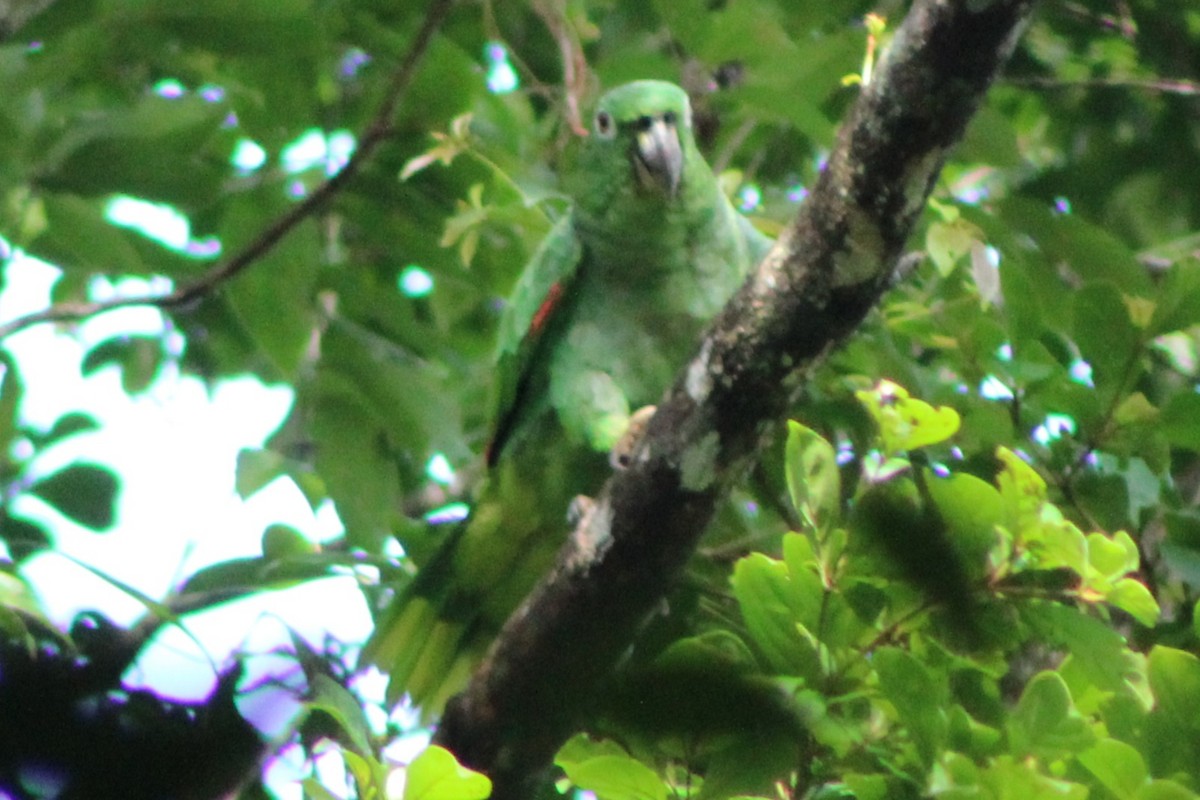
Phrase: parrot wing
[{"left": 486, "top": 211, "right": 584, "bottom": 465}]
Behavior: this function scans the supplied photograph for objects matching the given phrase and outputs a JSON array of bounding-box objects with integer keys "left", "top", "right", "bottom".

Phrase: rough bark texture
[{"left": 435, "top": 0, "right": 1039, "bottom": 795}]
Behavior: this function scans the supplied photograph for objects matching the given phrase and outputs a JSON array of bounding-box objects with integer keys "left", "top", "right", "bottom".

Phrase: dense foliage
[{"left": 2, "top": 0, "right": 1200, "bottom": 798}]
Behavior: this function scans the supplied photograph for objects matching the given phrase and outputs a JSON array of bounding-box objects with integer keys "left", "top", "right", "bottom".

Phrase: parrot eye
[
  {"left": 663, "top": 110, "right": 677, "bottom": 126},
  {"left": 595, "top": 110, "right": 615, "bottom": 139}
]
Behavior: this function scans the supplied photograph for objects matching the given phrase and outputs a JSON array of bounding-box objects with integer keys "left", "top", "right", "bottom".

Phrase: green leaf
[
  {"left": 38, "top": 95, "right": 229, "bottom": 205},
  {"left": 0, "top": 353, "right": 23, "bottom": 447},
  {"left": 699, "top": 734, "right": 797, "bottom": 800},
  {"left": 235, "top": 447, "right": 326, "bottom": 509},
  {"left": 309, "top": 383, "right": 403, "bottom": 550},
  {"left": 145, "top": 0, "right": 322, "bottom": 55},
  {"left": 929, "top": 751, "right": 982, "bottom": 797},
  {"left": 556, "top": 734, "right": 631, "bottom": 772},
  {"left": 0, "top": 515, "right": 52, "bottom": 559},
  {"left": 1159, "top": 392, "right": 1200, "bottom": 452},
  {"left": 235, "top": 447, "right": 288, "bottom": 498},
  {"left": 996, "top": 241, "right": 1045, "bottom": 345},
  {"left": 1144, "top": 647, "right": 1200, "bottom": 780},
  {"left": 219, "top": 191, "right": 319, "bottom": 381},
  {"left": 1105, "top": 578, "right": 1160, "bottom": 627},
  {"left": 34, "top": 194, "right": 147, "bottom": 275},
  {"left": 1007, "top": 671, "right": 1094, "bottom": 759},
  {"left": 307, "top": 673, "right": 373, "bottom": 755},
  {"left": 403, "top": 745, "right": 492, "bottom": 800},
  {"left": 1160, "top": 511, "right": 1200, "bottom": 584},
  {"left": 35, "top": 412, "right": 100, "bottom": 447},
  {"left": 562, "top": 756, "right": 667, "bottom": 800},
  {"left": 300, "top": 778, "right": 342, "bottom": 800},
  {"left": 781, "top": 534, "right": 865, "bottom": 647},
  {"left": 924, "top": 470, "right": 1003, "bottom": 577},
  {"left": 1005, "top": 495, "right": 1089, "bottom": 578},
  {"left": 784, "top": 420, "right": 840, "bottom": 531},
  {"left": 998, "top": 197, "right": 1152, "bottom": 297},
  {"left": 81, "top": 335, "right": 164, "bottom": 394},
  {"left": 1078, "top": 738, "right": 1148, "bottom": 800},
  {"left": 262, "top": 524, "right": 317, "bottom": 559},
  {"left": 556, "top": 738, "right": 667, "bottom": 800},
  {"left": 855, "top": 380, "right": 960, "bottom": 454},
  {"left": 926, "top": 217, "right": 985, "bottom": 277},
  {"left": 29, "top": 462, "right": 119, "bottom": 530},
  {"left": 849, "top": 480, "right": 975, "bottom": 625},
  {"left": 875, "top": 647, "right": 947, "bottom": 765},
  {"left": 319, "top": 318, "right": 460, "bottom": 463},
  {"left": 843, "top": 772, "right": 891, "bottom": 800},
  {"left": 1137, "top": 780, "right": 1200, "bottom": 800},
  {"left": 1113, "top": 392, "right": 1159, "bottom": 426},
  {"left": 342, "top": 749, "right": 384, "bottom": 798},
  {"left": 1022, "top": 602, "right": 1134, "bottom": 692},
  {"left": 979, "top": 754, "right": 1089, "bottom": 800},
  {"left": 947, "top": 705, "right": 1002, "bottom": 759},
  {"left": 1147, "top": 647, "right": 1200, "bottom": 732},
  {"left": 1073, "top": 472, "right": 1133, "bottom": 537},
  {"left": 1087, "top": 530, "right": 1140, "bottom": 581},
  {"left": 995, "top": 446, "right": 1046, "bottom": 530},
  {"left": 730, "top": 553, "right": 820, "bottom": 679},
  {"left": 1072, "top": 283, "right": 1140, "bottom": 393},
  {"left": 1148, "top": 258, "right": 1200, "bottom": 336},
  {"left": 957, "top": 105, "right": 1023, "bottom": 167}
]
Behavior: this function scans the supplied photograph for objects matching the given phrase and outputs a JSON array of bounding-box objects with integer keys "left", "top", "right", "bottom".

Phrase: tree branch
[
  {"left": 1007, "top": 75, "right": 1200, "bottom": 95},
  {"left": 433, "top": 0, "right": 1039, "bottom": 796},
  {"left": 0, "top": 0, "right": 455, "bottom": 343}
]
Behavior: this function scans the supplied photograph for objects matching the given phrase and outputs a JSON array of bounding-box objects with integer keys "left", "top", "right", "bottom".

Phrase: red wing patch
[{"left": 530, "top": 282, "right": 565, "bottom": 336}]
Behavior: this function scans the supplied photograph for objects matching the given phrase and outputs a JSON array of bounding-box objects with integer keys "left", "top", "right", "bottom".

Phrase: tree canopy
[{"left": 3, "top": 0, "right": 1200, "bottom": 799}]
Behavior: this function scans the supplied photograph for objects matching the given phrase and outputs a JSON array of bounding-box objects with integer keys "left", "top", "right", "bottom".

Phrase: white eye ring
[{"left": 594, "top": 110, "right": 616, "bottom": 139}]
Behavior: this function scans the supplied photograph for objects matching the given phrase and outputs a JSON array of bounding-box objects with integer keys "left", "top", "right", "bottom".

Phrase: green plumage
[{"left": 363, "top": 81, "right": 773, "bottom": 711}]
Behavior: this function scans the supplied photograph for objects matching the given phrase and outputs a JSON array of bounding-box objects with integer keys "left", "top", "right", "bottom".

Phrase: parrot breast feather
[{"left": 487, "top": 213, "right": 584, "bottom": 465}]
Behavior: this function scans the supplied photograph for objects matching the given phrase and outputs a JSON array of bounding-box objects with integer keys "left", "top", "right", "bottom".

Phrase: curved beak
[{"left": 633, "top": 117, "right": 683, "bottom": 196}]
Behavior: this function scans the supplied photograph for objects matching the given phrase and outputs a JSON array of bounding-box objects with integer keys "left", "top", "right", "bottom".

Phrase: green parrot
[{"left": 362, "top": 80, "right": 772, "bottom": 712}]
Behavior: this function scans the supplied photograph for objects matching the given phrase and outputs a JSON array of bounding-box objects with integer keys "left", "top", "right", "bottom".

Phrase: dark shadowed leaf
[
  {"left": 0, "top": 514, "right": 52, "bottom": 559},
  {"left": 29, "top": 463, "right": 119, "bottom": 531}
]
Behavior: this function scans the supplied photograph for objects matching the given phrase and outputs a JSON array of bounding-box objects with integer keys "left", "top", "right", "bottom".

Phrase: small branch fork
[{"left": 0, "top": 0, "right": 455, "bottom": 343}]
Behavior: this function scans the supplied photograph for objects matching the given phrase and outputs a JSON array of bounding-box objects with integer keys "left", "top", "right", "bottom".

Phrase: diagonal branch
[
  {"left": 1007, "top": 75, "right": 1200, "bottom": 95},
  {"left": 0, "top": 0, "right": 455, "bottom": 343},
  {"left": 433, "top": 0, "right": 1039, "bottom": 796}
]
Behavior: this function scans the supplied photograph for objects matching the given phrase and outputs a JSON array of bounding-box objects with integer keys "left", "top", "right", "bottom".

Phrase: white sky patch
[
  {"left": 326, "top": 130, "right": 356, "bottom": 175},
  {"left": 979, "top": 374, "right": 1014, "bottom": 401},
  {"left": 104, "top": 196, "right": 221, "bottom": 260},
  {"left": 426, "top": 452, "right": 455, "bottom": 485},
  {"left": 398, "top": 264, "right": 434, "bottom": 298},
  {"left": 106, "top": 196, "right": 191, "bottom": 251},
  {"left": 281, "top": 128, "right": 356, "bottom": 177},
  {"left": 484, "top": 42, "right": 519, "bottom": 94},
  {"left": 0, "top": 246, "right": 368, "bottom": 714},
  {"left": 282, "top": 129, "right": 328, "bottom": 173},
  {"left": 1033, "top": 413, "right": 1076, "bottom": 445},
  {"left": 232, "top": 138, "right": 268, "bottom": 172}
]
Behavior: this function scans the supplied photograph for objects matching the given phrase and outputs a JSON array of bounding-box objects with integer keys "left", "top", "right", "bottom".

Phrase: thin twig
[
  {"left": 0, "top": 0, "right": 455, "bottom": 343},
  {"left": 1007, "top": 75, "right": 1200, "bottom": 96}
]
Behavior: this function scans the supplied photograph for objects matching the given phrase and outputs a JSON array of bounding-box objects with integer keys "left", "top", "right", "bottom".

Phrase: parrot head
[{"left": 589, "top": 80, "right": 694, "bottom": 197}]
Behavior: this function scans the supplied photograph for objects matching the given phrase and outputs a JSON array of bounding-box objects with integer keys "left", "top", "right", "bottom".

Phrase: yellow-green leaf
[
  {"left": 560, "top": 754, "right": 667, "bottom": 800},
  {"left": 855, "top": 380, "right": 960, "bottom": 454},
  {"left": 402, "top": 745, "right": 492, "bottom": 800},
  {"left": 1106, "top": 578, "right": 1160, "bottom": 627}
]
